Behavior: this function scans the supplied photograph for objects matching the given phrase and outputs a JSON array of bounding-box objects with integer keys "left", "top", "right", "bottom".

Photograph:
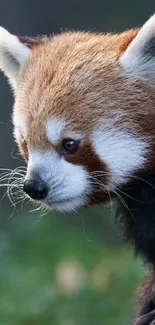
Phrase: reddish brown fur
[
  {"left": 117, "top": 29, "right": 139, "bottom": 58},
  {"left": 19, "top": 137, "right": 28, "bottom": 161},
  {"left": 14, "top": 30, "right": 155, "bottom": 179}
]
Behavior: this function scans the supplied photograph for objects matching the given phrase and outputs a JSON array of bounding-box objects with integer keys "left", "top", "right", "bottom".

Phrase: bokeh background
[{"left": 0, "top": 1, "right": 154, "bottom": 324}]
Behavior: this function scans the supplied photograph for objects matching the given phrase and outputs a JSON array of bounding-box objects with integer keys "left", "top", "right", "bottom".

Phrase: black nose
[{"left": 23, "top": 179, "right": 48, "bottom": 200}]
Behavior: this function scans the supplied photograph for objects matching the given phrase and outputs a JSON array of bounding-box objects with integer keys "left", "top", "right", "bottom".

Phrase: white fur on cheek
[
  {"left": 92, "top": 129, "right": 147, "bottom": 187},
  {"left": 13, "top": 116, "right": 27, "bottom": 142},
  {"left": 26, "top": 150, "right": 91, "bottom": 212},
  {"left": 46, "top": 118, "right": 67, "bottom": 145}
]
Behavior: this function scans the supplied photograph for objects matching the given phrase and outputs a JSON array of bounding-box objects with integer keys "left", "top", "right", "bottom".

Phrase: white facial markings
[
  {"left": 46, "top": 118, "right": 83, "bottom": 146},
  {"left": 46, "top": 118, "right": 67, "bottom": 145},
  {"left": 52, "top": 197, "right": 86, "bottom": 213},
  {"left": 92, "top": 128, "right": 147, "bottom": 187},
  {"left": 26, "top": 149, "right": 91, "bottom": 212},
  {"left": 63, "top": 131, "right": 83, "bottom": 141},
  {"left": 13, "top": 115, "right": 27, "bottom": 142}
]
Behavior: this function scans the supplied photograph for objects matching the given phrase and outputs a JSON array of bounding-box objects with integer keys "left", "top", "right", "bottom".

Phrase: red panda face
[
  {"left": 12, "top": 35, "right": 148, "bottom": 212},
  {"left": 1, "top": 14, "right": 155, "bottom": 212}
]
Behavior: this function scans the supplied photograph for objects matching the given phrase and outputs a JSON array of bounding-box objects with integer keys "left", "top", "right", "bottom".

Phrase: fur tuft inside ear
[
  {"left": 120, "top": 13, "right": 155, "bottom": 81},
  {"left": 0, "top": 27, "right": 31, "bottom": 90}
]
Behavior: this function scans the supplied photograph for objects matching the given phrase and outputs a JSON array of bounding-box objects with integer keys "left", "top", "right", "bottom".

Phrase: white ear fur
[
  {"left": 120, "top": 14, "right": 155, "bottom": 80},
  {"left": 0, "top": 27, "right": 31, "bottom": 90}
]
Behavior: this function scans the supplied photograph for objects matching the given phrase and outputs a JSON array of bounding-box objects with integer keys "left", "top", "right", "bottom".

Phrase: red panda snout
[
  {"left": 24, "top": 149, "right": 91, "bottom": 212},
  {"left": 23, "top": 177, "right": 48, "bottom": 201}
]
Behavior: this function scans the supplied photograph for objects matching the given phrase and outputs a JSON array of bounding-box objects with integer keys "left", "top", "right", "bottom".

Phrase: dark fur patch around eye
[{"left": 64, "top": 140, "right": 110, "bottom": 204}]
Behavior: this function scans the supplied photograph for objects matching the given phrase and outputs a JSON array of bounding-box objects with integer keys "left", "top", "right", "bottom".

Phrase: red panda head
[{"left": 1, "top": 15, "right": 155, "bottom": 212}]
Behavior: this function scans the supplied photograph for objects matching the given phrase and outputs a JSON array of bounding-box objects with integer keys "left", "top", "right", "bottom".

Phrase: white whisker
[{"left": 0, "top": 166, "right": 26, "bottom": 210}]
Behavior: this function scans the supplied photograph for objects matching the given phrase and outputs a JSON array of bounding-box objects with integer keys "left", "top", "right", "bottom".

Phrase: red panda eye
[{"left": 61, "top": 138, "right": 80, "bottom": 154}]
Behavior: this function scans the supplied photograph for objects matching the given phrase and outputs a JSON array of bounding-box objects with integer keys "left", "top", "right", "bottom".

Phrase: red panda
[{"left": 1, "top": 13, "right": 155, "bottom": 325}]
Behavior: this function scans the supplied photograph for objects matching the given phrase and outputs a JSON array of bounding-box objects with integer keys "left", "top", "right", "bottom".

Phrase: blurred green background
[{"left": 0, "top": 1, "right": 154, "bottom": 324}]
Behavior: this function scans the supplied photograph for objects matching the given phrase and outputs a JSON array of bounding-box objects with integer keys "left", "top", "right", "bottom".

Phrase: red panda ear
[
  {"left": 18, "top": 35, "right": 45, "bottom": 49},
  {"left": 119, "top": 13, "right": 155, "bottom": 82},
  {"left": 0, "top": 27, "right": 46, "bottom": 91},
  {"left": 117, "top": 29, "right": 139, "bottom": 58}
]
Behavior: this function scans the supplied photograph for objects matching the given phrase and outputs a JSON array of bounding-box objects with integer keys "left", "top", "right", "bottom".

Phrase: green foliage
[{"left": 0, "top": 210, "right": 145, "bottom": 325}]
